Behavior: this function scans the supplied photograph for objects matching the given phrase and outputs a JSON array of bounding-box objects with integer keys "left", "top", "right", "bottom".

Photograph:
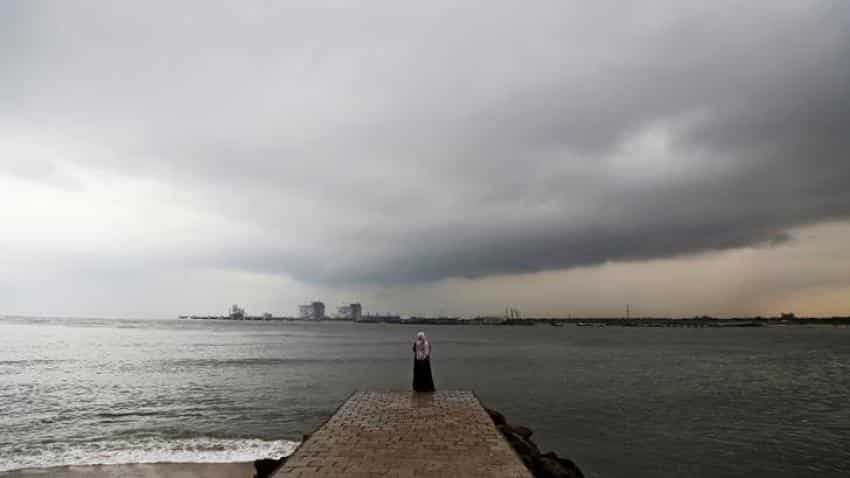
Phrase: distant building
[
  {"left": 350, "top": 303, "right": 362, "bottom": 321},
  {"left": 229, "top": 304, "right": 245, "bottom": 320},
  {"left": 299, "top": 301, "right": 325, "bottom": 320},
  {"left": 298, "top": 304, "right": 312, "bottom": 319},
  {"left": 337, "top": 303, "right": 363, "bottom": 320}
]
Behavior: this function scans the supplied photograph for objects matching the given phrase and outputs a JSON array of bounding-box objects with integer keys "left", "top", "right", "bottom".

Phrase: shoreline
[
  {"left": 178, "top": 315, "right": 850, "bottom": 327},
  {"left": 0, "top": 462, "right": 255, "bottom": 478}
]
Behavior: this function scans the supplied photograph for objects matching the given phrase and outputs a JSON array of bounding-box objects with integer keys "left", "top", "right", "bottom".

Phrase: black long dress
[{"left": 412, "top": 344, "right": 435, "bottom": 392}]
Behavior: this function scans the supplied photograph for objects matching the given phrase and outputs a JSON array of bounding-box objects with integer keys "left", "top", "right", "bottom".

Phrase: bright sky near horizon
[{"left": 2, "top": 1, "right": 850, "bottom": 318}]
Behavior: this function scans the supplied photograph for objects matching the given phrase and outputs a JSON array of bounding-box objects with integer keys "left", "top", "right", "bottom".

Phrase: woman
[{"left": 412, "top": 331, "right": 435, "bottom": 392}]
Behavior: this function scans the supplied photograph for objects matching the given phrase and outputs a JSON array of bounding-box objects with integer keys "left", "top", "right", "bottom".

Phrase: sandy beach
[{"left": 0, "top": 463, "right": 255, "bottom": 478}]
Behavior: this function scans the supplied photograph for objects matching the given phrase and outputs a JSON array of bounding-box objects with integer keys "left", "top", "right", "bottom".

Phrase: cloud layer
[{"left": 2, "top": 1, "right": 850, "bottom": 315}]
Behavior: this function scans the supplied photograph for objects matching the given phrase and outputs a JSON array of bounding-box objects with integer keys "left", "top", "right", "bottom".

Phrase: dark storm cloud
[{"left": 2, "top": 1, "right": 850, "bottom": 286}]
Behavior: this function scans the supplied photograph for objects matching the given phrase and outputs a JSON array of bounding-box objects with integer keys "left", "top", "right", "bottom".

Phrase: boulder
[
  {"left": 501, "top": 423, "right": 533, "bottom": 440},
  {"left": 532, "top": 452, "right": 585, "bottom": 478},
  {"left": 501, "top": 427, "right": 540, "bottom": 459},
  {"left": 556, "top": 457, "right": 585, "bottom": 478},
  {"left": 485, "top": 407, "right": 507, "bottom": 426},
  {"left": 253, "top": 457, "right": 286, "bottom": 478},
  {"left": 512, "top": 425, "right": 533, "bottom": 440}
]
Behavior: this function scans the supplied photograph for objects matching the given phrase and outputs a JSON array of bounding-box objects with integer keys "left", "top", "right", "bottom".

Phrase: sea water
[{"left": 1, "top": 317, "right": 849, "bottom": 477}]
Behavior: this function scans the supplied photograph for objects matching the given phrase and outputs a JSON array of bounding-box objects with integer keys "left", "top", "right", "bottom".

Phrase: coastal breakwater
[
  {"left": 484, "top": 407, "right": 584, "bottom": 478},
  {"left": 255, "top": 391, "right": 583, "bottom": 478}
]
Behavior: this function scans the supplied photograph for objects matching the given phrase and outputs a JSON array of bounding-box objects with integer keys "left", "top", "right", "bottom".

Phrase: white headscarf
[{"left": 415, "top": 331, "right": 431, "bottom": 360}]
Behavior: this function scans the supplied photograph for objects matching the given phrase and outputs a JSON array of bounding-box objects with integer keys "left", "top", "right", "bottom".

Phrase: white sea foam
[{"left": 0, "top": 437, "right": 300, "bottom": 472}]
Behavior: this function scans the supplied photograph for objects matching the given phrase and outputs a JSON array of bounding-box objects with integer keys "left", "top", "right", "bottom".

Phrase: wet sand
[{"left": 0, "top": 463, "right": 254, "bottom": 478}]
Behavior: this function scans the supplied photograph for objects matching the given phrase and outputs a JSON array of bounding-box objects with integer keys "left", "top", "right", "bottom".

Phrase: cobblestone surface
[{"left": 276, "top": 391, "right": 532, "bottom": 477}]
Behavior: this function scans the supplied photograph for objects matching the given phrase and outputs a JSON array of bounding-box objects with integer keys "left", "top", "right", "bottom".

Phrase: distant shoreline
[{"left": 178, "top": 315, "right": 850, "bottom": 327}]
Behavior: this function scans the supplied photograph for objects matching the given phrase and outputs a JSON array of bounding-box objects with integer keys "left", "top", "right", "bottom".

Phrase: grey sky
[{"left": 2, "top": 1, "right": 850, "bottom": 317}]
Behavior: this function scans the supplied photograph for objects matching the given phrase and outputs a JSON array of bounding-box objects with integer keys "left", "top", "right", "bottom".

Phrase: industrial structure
[
  {"left": 298, "top": 301, "right": 326, "bottom": 320},
  {"left": 229, "top": 304, "right": 246, "bottom": 320},
  {"left": 336, "top": 303, "right": 363, "bottom": 320},
  {"left": 505, "top": 307, "right": 521, "bottom": 319}
]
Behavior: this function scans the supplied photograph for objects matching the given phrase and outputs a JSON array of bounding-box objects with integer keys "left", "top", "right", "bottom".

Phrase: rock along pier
[{"left": 275, "top": 391, "right": 533, "bottom": 477}]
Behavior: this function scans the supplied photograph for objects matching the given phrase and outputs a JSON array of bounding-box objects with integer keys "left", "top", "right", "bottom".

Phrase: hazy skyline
[{"left": 2, "top": 1, "right": 850, "bottom": 318}]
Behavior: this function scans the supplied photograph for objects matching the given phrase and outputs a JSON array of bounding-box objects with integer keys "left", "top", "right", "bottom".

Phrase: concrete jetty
[{"left": 276, "top": 391, "right": 532, "bottom": 477}]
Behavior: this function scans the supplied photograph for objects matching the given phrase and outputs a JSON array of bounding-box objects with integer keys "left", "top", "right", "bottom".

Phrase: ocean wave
[{"left": 0, "top": 437, "right": 299, "bottom": 472}]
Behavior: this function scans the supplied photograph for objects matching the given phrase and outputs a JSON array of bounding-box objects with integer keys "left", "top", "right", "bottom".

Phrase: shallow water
[{"left": 1, "top": 317, "right": 849, "bottom": 477}]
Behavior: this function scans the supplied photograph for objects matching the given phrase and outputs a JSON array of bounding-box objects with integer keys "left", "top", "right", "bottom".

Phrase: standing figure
[{"left": 412, "top": 331, "right": 435, "bottom": 392}]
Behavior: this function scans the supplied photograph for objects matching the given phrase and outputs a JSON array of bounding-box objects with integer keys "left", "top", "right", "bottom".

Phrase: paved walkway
[{"left": 276, "top": 391, "right": 532, "bottom": 477}]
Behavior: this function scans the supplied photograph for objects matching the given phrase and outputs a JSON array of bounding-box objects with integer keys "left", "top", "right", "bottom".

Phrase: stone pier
[{"left": 276, "top": 391, "right": 532, "bottom": 477}]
